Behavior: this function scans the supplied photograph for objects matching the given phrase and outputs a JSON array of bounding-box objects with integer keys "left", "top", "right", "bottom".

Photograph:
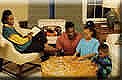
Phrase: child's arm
[
  {"left": 93, "top": 40, "right": 100, "bottom": 54},
  {"left": 77, "top": 53, "right": 96, "bottom": 61},
  {"left": 72, "top": 40, "right": 81, "bottom": 59},
  {"left": 73, "top": 52, "right": 79, "bottom": 56},
  {"left": 72, "top": 52, "right": 79, "bottom": 60},
  {"left": 91, "top": 62, "right": 97, "bottom": 68},
  {"left": 81, "top": 53, "right": 96, "bottom": 59},
  {"left": 91, "top": 55, "right": 99, "bottom": 64}
]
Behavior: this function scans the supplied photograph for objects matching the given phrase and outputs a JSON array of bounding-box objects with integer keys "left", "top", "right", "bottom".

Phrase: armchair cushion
[{"left": 0, "top": 34, "right": 40, "bottom": 65}]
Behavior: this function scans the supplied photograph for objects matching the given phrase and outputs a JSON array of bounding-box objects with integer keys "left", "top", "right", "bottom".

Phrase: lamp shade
[{"left": 102, "top": 0, "right": 120, "bottom": 8}]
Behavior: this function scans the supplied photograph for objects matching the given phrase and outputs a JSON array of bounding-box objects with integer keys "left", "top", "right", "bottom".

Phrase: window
[{"left": 82, "top": 0, "right": 111, "bottom": 24}]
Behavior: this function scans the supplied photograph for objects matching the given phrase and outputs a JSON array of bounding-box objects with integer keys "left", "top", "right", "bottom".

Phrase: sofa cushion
[{"left": 0, "top": 34, "right": 40, "bottom": 65}]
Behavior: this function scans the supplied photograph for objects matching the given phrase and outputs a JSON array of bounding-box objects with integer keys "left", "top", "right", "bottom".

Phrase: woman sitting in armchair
[{"left": 1, "top": 9, "right": 57, "bottom": 60}]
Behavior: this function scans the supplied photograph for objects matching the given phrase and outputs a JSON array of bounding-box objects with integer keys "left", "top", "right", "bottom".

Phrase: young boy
[{"left": 91, "top": 44, "right": 112, "bottom": 80}]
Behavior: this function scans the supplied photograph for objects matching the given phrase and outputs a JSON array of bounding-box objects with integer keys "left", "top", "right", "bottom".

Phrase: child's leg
[
  {"left": 97, "top": 74, "right": 108, "bottom": 80},
  {"left": 97, "top": 71, "right": 107, "bottom": 80}
]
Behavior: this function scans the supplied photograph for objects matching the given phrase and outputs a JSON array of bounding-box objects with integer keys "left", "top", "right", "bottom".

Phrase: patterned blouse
[{"left": 91, "top": 55, "right": 112, "bottom": 79}]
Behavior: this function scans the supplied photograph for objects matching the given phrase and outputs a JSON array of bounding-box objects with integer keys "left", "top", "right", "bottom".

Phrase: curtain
[{"left": 102, "top": 0, "right": 120, "bottom": 8}]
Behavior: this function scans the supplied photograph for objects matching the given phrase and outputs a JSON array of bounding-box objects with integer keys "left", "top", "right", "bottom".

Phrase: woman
[{"left": 1, "top": 9, "right": 57, "bottom": 55}]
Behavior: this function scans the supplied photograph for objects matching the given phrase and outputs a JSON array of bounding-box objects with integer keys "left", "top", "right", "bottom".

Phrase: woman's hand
[
  {"left": 25, "top": 32, "right": 33, "bottom": 40},
  {"left": 28, "top": 32, "right": 33, "bottom": 35},
  {"left": 27, "top": 35, "right": 32, "bottom": 40}
]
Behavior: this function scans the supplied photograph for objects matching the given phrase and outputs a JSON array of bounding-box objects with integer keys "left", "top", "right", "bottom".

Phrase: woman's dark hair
[
  {"left": 1, "top": 10, "right": 12, "bottom": 24},
  {"left": 84, "top": 26, "right": 97, "bottom": 38},
  {"left": 65, "top": 21, "right": 74, "bottom": 30}
]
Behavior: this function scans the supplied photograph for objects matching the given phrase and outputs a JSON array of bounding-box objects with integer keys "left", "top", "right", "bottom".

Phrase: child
[
  {"left": 73, "top": 26, "right": 100, "bottom": 59},
  {"left": 91, "top": 44, "right": 112, "bottom": 80}
]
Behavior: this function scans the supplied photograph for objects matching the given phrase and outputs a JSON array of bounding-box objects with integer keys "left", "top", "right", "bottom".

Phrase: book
[{"left": 31, "top": 26, "right": 41, "bottom": 36}]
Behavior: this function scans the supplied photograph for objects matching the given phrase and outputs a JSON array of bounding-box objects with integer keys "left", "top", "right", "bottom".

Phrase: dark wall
[{"left": 28, "top": 3, "right": 83, "bottom": 32}]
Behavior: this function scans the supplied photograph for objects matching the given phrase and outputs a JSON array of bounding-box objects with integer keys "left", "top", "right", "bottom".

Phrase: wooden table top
[{"left": 41, "top": 56, "right": 97, "bottom": 77}]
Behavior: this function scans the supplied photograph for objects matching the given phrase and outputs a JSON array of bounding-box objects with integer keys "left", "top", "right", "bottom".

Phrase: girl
[{"left": 73, "top": 26, "right": 100, "bottom": 60}]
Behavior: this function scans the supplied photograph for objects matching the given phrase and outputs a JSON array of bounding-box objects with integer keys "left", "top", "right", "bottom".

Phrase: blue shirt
[{"left": 76, "top": 38, "right": 100, "bottom": 56}]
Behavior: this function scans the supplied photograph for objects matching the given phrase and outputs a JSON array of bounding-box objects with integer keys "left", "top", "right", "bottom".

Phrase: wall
[
  {"left": 28, "top": 3, "right": 83, "bottom": 32},
  {"left": 0, "top": 0, "right": 84, "bottom": 32},
  {"left": 55, "top": 4, "right": 83, "bottom": 32},
  {"left": 0, "top": 0, "right": 29, "bottom": 34},
  {"left": 28, "top": 4, "right": 49, "bottom": 26},
  {"left": 0, "top": 1, "right": 28, "bottom": 23}
]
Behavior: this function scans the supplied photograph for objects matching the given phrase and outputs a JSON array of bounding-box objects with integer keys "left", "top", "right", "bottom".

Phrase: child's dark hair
[
  {"left": 1, "top": 9, "right": 12, "bottom": 24},
  {"left": 86, "top": 21, "right": 95, "bottom": 28},
  {"left": 65, "top": 21, "right": 74, "bottom": 30},
  {"left": 84, "top": 26, "right": 97, "bottom": 38},
  {"left": 98, "top": 43, "right": 109, "bottom": 53}
]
